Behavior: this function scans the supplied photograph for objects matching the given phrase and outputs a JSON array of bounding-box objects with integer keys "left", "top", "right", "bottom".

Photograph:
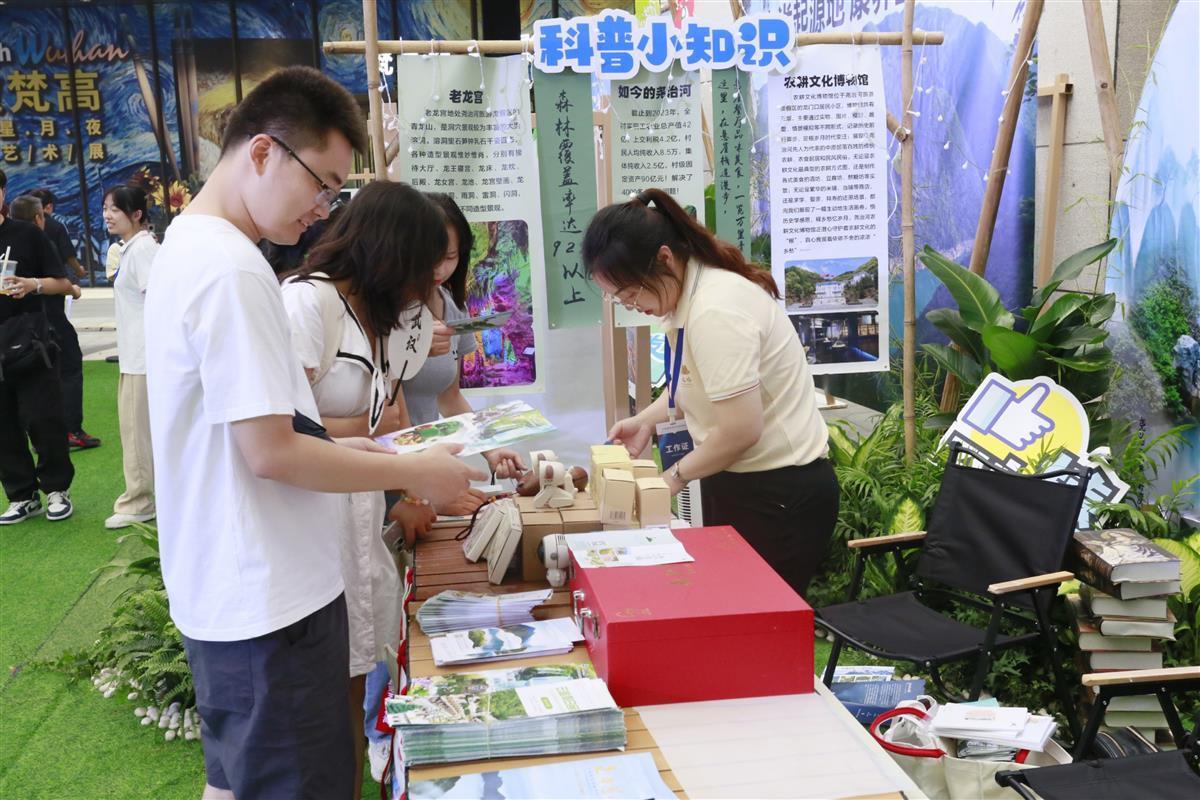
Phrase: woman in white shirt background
[
  {"left": 103, "top": 185, "right": 161, "bottom": 530},
  {"left": 281, "top": 181, "right": 447, "bottom": 799},
  {"left": 588, "top": 188, "right": 839, "bottom": 598}
]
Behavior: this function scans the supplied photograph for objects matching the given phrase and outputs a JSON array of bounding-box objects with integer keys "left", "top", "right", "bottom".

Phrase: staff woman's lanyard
[
  {"left": 664, "top": 328, "right": 684, "bottom": 423},
  {"left": 656, "top": 266, "right": 701, "bottom": 472}
]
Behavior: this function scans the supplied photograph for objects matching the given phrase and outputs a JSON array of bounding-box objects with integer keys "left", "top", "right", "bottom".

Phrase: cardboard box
[
  {"left": 590, "top": 445, "right": 632, "bottom": 502},
  {"left": 631, "top": 459, "right": 659, "bottom": 480},
  {"left": 517, "top": 492, "right": 602, "bottom": 582},
  {"left": 600, "top": 468, "right": 636, "bottom": 527},
  {"left": 635, "top": 477, "right": 671, "bottom": 527},
  {"left": 569, "top": 526, "right": 814, "bottom": 706}
]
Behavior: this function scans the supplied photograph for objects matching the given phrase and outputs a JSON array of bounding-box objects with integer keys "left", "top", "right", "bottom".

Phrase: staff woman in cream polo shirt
[{"left": 584, "top": 188, "right": 838, "bottom": 596}]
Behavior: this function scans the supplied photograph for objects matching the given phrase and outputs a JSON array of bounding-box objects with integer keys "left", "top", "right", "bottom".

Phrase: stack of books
[
  {"left": 385, "top": 675, "right": 626, "bottom": 765},
  {"left": 415, "top": 588, "right": 552, "bottom": 635},
  {"left": 1066, "top": 528, "right": 1182, "bottom": 734}
]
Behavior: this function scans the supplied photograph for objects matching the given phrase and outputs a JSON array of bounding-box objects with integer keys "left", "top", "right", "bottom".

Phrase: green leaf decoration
[
  {"left": 923, "top": 342, "right": 983, "bottom": 386},
  {"left": 826, "top": 423, "right": 857, "bottom": 468},
  {"left": 1047, "top": 239, "right": 1117, "bottom": 287},
  {"left": 1026, "top": 239, "right": 1117, "bottom": 315},
  {"left": 1081, "top": 293, "right": 1117, "bottom": 327},
  {"left": 925, "top": 308, "right": 985, "bottom": 363},
  {"left": 919, "top": 247, "right": 1014, "bottom": 330},
  {"left": 1028, "top": 294, "right": 1092, "bottom": 341},
  {"left": 1047, "top": 325, "right": 1108, "bottom": 349},
  {"left": 886, "top": 495, "right": 925, "bottom": 535},
  {"left": 1151, "top": 538, "right": 1200, "bottom": 598},
  {"left": 982, "top": 325, "right": 1043, "bottom": 379},
  {"left": 1045, "top": 349, "right": 1113, "bottom": 372}
]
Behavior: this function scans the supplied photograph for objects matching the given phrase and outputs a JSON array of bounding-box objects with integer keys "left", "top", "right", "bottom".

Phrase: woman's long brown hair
[{"left": 284, "top": 181, "right": 447, "bottom": 335}]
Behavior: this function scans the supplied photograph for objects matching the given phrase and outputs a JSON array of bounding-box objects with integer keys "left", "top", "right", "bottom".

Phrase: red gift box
[{"left": 569, "top": 526, "right": 814, "bottom": 706}]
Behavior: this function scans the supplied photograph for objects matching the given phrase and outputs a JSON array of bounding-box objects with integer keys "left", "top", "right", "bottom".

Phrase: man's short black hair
[
  {"left": 29, "top": 188, "right": 56, "bottom": 207},
  {"left": 220, "top": 66, "right": 367, "bottom": 157}
]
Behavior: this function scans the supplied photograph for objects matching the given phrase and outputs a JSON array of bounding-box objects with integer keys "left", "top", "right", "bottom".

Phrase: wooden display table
[{"left": 408, "top": 521, "right": 922, "bottom": 800}]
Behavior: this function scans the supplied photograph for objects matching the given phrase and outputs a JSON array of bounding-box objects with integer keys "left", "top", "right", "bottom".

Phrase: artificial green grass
[{"left": 0, "top": 362, "right": 208, "bottom": 799}]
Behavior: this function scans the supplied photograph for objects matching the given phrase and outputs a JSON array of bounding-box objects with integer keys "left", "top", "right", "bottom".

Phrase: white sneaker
[
  {"left": 45, "top": 491, "right": 73, "bottom": 521},
  {"left": 366, "top": 736, "right": 391, "bottom": 783},
  {"left": 0, "top": 497, "right": 43, "bottom": 525},
  {"left": 105, "top": 511, "right": 156, "bottom": 530}
]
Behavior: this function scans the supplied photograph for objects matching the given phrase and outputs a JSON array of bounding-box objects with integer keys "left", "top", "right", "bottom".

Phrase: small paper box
[
  {"left": 517, "top": 494, "right": 602, "bottom": 581},
  {"left": 600, "top": 468, "right": 636, "bottom": 527},
  {"left": 590, "top": 445, "right": 632, "bottom": 503},
  {"left": 631, "top": 459, "right": 659, "bottom": 480},
  {"left": 635, "top": 477, "right": 671, "bottom": 527}
]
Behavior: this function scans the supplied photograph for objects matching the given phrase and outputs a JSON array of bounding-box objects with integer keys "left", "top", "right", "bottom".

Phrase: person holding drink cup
[{"left": 0, "top": 170, "right": 80, "bottom": 523}]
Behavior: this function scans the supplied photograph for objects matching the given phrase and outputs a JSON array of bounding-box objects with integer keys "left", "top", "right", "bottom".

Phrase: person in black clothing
[
  {"left": 25, "top": 189, "right": 100, "bottom": 450},
  {"left": 0, "top": 172, "right": 78, "bottom": 523}
]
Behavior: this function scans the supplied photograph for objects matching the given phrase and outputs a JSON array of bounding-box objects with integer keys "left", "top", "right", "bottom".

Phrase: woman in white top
[
  {"left": 589, "top": 188, "right": 839, "bottom": 597},
  {"left": 103, "top": 185, "right": 160, "bottom": 530},
  {"left": 281, "top": 181, "right": 445, "bottom": 799}
]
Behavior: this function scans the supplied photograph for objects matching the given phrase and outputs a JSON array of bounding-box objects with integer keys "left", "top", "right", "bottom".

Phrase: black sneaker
[
  {"left": 0, "top": 497, "right": 44, "bottom": 525},
  {"left": 68, "top": 430, "right": 102, "bottom": 450}
]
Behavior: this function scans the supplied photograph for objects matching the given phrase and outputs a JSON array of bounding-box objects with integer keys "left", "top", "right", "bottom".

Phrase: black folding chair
[
  {"left": 996, "top": 666, "right": 1200, "bottom": 799},
  {"left": 818, "top": 444, "right": 1091, "bottom": 740}
]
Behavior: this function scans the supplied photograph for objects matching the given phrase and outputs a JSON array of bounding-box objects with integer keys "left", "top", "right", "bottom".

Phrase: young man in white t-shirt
[{"left": 144, "top": 67, "right": 485, "bottom": 800}]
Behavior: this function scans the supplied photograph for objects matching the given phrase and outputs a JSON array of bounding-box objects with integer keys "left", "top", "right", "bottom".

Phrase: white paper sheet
[{"left": 564, "top": 528, "right": 693, "bottom": 568}]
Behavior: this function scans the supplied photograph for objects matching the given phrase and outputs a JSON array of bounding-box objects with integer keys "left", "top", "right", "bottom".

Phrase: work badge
[{"left": 656, "top": 328, "right": 693, "bottom": 473}]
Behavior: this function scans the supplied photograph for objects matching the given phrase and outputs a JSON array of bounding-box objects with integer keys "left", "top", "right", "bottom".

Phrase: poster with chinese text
[
  {"left": 393, "top": 54, "right": 547, "bottom": 393},
  {"left": 769, "top": 45, "right": 889, "bottom": 375}
]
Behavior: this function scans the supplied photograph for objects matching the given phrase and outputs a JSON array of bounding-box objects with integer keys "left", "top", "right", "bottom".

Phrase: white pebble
[
  {"left": 158, "top": 716, "right": 170, "bottom": 729},
  {"left": 168, "top": 717, "right": 180, "bottom": 729},
  {"left": 184, "top": 731, "right": 196, "bottom": 741},
  {"left": 165, "top": 731, "right": 176, "bottom": 742},
  {"left": 103, "top": 688, "right": 115, "bottom": 699},
  {"left": 140, "top": 717, "right": 153, "bottom": 726},
  {"left": 127, "top": 692, "right": 139, "bottom": 701},
  {"left": 134, "top": 707, "right": 147, "bottom": 718}
]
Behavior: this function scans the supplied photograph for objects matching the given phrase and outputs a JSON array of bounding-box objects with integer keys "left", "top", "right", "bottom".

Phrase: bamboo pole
[
  {"left": 1036, "top": 74, "right": 1073, "bottom": 286},
  {"left": 362, "top": 0, "right": 388, "bottom": 182},
  {"left": 887, "top": 112, "right": 910, "bottom": 142},
  {"left": 1081, "top": 0, "right": 1123, "bottom": 187},
  {"left": 323, "top": 30, "right": 944, "bottom": 56},
  {"left": 901, "top": 0, "right": 916, "bottom": 462},
  {"left": 939, "top": 0, "right": 1043, "bottom": 413}
]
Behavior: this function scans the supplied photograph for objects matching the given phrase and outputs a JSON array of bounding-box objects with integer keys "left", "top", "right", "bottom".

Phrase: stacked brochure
[
  {"left": 416, "top": 589, "right": 552, "bottom": 636},
  {"left": 408, "top": 663, "right": 599, "bottom": 698},
  {"left": 385, "top": 677, "right": 626, "bottom": 765},
  {"left": 407, "top": 752, "right": 674, "bottom": 800},
  {"left": 931, "top": 703, "right": 1056, "bottom": 752},
  {"left": 429, "top": 617, "right": 583, "bottom": 667}
]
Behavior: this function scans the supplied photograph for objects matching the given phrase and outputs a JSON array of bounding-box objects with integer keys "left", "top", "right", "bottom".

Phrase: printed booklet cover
[{"left": 375, "top": 400, "right": 555, "bottom": 456}]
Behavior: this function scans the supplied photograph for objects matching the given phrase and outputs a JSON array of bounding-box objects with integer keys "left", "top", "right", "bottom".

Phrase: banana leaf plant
[{"left": 918, "top": 239, "right": 1119, "bottom": 446}]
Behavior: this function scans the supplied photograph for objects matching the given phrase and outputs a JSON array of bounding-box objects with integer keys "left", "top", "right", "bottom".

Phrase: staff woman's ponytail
[{"left": 582, "top": 188, "right": 779, "bottom": 300}]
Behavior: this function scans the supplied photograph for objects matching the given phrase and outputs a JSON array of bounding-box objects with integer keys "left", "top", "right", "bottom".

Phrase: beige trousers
[{"left": 113, "top": 373, "right": 155, "bottom": 516}]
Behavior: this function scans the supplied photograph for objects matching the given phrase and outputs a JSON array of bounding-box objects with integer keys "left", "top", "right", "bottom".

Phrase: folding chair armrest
[
  {"left": 846, "top": 531, "right": 926, "bottom": 551},
  {"left": 1082, "top": 666, "right": 1200, "bottom": 688},
  {"left": 987, "top": 570, "right": 1074, "bottom": 596}
]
